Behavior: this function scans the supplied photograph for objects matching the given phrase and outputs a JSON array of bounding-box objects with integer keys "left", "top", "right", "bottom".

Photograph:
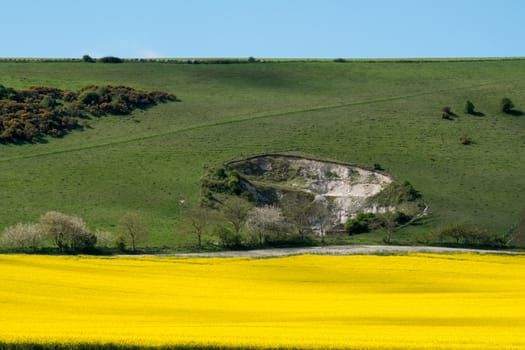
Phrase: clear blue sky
[{"left": 2, "top": 0, "right": 523, "bottom": 58}]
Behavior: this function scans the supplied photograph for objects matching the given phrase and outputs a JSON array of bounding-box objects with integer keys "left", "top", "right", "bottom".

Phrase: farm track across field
[{"left": 125, "top": 245, "right": 521, "bottom": 258}]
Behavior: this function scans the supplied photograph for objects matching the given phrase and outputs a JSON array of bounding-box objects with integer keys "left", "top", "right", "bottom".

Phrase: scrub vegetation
[{"left": 0, "top": 84, "right": 176, "bottom": 143}]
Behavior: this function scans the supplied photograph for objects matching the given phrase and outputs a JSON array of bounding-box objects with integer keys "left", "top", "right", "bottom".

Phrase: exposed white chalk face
[{"left": 231, "top": 156, "right": 395, "bottom": 225}]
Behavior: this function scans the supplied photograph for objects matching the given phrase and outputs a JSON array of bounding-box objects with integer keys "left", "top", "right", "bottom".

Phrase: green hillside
[{"left": 1, "top": 60, "right": 524, "bottom": 248}]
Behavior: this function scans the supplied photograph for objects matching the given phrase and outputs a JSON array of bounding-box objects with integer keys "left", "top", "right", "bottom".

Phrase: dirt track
[{"left": 167, "top": 245, "right": 519, "bottom": 258}]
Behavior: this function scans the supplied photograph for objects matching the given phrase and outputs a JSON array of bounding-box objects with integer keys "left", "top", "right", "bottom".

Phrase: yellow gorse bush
[{"left": 1, "top": 253, "right": 525, "bottom": 349}]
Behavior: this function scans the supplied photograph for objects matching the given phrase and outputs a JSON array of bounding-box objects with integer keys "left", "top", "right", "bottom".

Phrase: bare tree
[
  {"left": 509, "top": 209, "right": 525, "bottom": 247},
  {"left": 246, "top": 205, "right": 286, "bottom": 245},
  {"left": 309, "top": 198, "right": 333, "bottom": 242},
  {"left": 280, "top": 192, "right": 316, "bottom": 240},
  {"left": 118, "top": 212, "right": 149, "bottom": 252},
  {"left": 379, "top": 212, "right": 397, "bottom": 244},
  {"left": 184, "top": 207, "right": 212, "bottom": 249}
]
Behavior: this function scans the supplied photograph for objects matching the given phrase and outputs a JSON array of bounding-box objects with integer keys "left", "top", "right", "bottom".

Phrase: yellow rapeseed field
[{"left": 1, "top": 253, "right": 525, "bottom": 349}]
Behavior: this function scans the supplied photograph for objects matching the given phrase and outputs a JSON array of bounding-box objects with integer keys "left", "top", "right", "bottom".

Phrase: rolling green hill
[{"left": 1, "top": 60, "right": 524, "bottom": 248}]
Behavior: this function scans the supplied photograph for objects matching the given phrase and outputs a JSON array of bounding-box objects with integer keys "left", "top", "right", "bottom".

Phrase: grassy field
[
  {"left": 1, "top": 253, "right": 525, "bottom": 349},
  {"left": 0, "top": 60, "right": 524, "bottom": 247}
]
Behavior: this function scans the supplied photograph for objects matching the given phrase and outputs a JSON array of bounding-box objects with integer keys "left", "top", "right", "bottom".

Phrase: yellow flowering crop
[{"left": 1, "top": 253, "right": 524, "bottom": 349}]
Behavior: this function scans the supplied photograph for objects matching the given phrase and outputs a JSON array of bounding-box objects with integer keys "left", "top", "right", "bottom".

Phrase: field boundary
[{"left": 123, "top": 245, "right": 521, "bottom": 258}]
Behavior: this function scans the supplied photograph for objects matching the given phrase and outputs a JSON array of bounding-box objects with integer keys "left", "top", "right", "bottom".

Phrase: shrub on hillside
[
  {"left": 464, "top": 100, "right": 475, "bottom": 114},
  {"left": 500, "top": 97, "right": 514, "bottom": 113},
  {"left": 78, "top": 90, "right": 101, "bottom": 105},
  {"left": 370, "top": 181, "right": 421, "bottom": 207},
  {"left": 0, "top": 84, "right": 17, "bottom": 99},
  {"left": 441, "top": 106, "right": 453, "bottom": 119},
  {"left": 459, "top": 135, "right": 472, "bottom": 145},
  {"left": 392, "top": 211, "right": 413, "bottom": 225}
]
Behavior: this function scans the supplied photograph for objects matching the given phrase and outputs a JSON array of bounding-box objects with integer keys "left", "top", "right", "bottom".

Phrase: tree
[
  {"left": 214, "top": 225, "right": 242, "bottom": 248},
  {"left": 39, "top": 211, "right": 96, "bottom": 252},
  {"left": 378, "top": 212, "right": 397, "bottom": 244},
  {"left": 246, "top": 205, "right": 286, "bottom": 245},
  {"left": 82, "top": 54, "right": 95, "bottom": 63},
  {"left": 221, "top": 197, "right": 252, "bottom": 235},
  {"left": 184, "top": 207, "right": 212, "bottom": 249},
  {"left": 1, "top": 223, "right": 43, "bottom": 250},
  {"left": 280, "top": 192, "right": 316, "bottom": 240},
  {"left": 501, "top": 98, "right": 514, "bottom": 113},
  {"left": 94, "top": 230, "right": 114, "bottom": 248},
  {"left": 510, "top": 209, "right": 525, "bottom": 247},
  {"left": 309, "top": 199, "right": 333, "bottom": 241},
  {"left": 118, "top": 212, "right": 149, "bottom": 252},
  {"left": 344, "top": 212, "right": 376, "bottom": 234}
]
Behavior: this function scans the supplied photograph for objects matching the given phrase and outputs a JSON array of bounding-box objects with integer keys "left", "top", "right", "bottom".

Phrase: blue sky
[{"left": 2, "top": 0, "right": 523, "bottom": 58}]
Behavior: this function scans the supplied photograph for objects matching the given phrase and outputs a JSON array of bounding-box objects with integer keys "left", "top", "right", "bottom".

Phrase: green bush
[
  {"left": 371, "top": 181, "right": 421, "bottom": 207},
  {"left": 500, "top": 97, "right": 514, "bottom": 113},
  {"left": 464, "top": 100, "right": 475, "bottom": 114},
  {"left": 214, "top": 225, "right": 243, "bottom": 248},
  {"left": 459, "top": 135, "right": 472, "bottom": 145},
  {"left": 0, "top": 84, "right": 16, "bottom": 99},
  {"left": 70, "top": 230, "right": 97, "bottom": 252},
  {"left": 78, "top": 90, "right": 100, "bottom": 105},
  {"left": 39, "top": 95, "right": 57, "bottom": 108},
  {"left": 392, "top": 211, "right": 412, "bottom": 225},
  {"left": 344, "top": 212, "right": 376, "bottom": 234},
  {"left": 115, "top": 235, "right": 127, "bottom": 251}
]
